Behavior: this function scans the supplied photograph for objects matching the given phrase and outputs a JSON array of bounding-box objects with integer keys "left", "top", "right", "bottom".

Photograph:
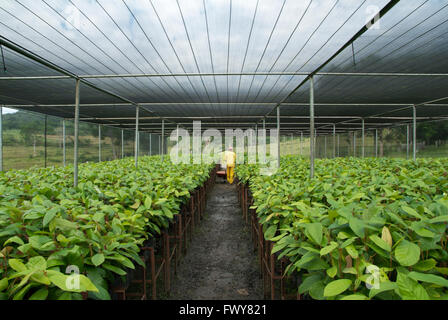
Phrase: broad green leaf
[
  {"left": 429, "top": 215, "right": 448, "bottom": 223},
  {"left": 320, "top": 242, "right": 338, "bottom": 256},
  {"left": 29, "top": 288, "right": 49, "bottom": 300},
  {"left": 0, "top": 278, "right": 8, "bottom": 292},
  {"left": 349, "top": 217, "right": 365, "bottom": 238},
  {"left": 323, "top": 279, "right": 352, "bottom": 297},
  {"left": 298, "top": 274, "right": 322, "bottom": 294},
  {"left": 326, "top": 266, "right": 338, "bottom": 278},
  {"left": 408, "top": 271, "right": 448, "bottom": 288},
  {"left": 4, "top": 236, "right": 24, "bottom": 246},
  {"left": 369, "top": 235, "right": 391, "bottom": 252},
  {"left": 79, "top": 275, "right": 99, "bottom": 292},
  {"left": 264, "top": 225, "right": 277, "bottom": 240},
  {"left": 368, "top": 281, "right": 398, "bottom": 299},
  {"left": 27, "top": 256, "right": 47, "bottom": 271},
  {"left": 13, "top": 283, "right": 34, "bottom": 300},
  {"left": 345, "top": 245, "right": 359, "bottom": 259},
  {"left": 394, "top": 240, "right": 420, "bottom": 267},
  {"left": 43, "top": 208, "right": 57, "bottom": 227},
  {"left": 305, "top": 223, "right": 323, "bottom": 245},
  {"left": 413, "top": 259, "right": 437, "bottom": 272},
  {"left": 402, "top": 206, "right": 423, "bottom": 220},
  {"left": 91, "top": 253, "right": 105, "bottom": 267},
  {"left": 102, "top": 263, "right": 127, "bottom": 276},
  {"left": 9, "top": 259, "right": 27, "bottom": 272},
  {"left": 396, "top": 272, "right": 430, "bottom": 300},
  {"left": 340, "top": 294, "right": 368, "bottom": 300},
  {"left": 144, "top": 197, "right": 152, "bottom": 209}
]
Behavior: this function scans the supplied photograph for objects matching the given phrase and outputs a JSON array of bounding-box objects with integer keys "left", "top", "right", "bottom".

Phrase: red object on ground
[{"left": 217, "top": 170, "right": 226, "bottom": 177}]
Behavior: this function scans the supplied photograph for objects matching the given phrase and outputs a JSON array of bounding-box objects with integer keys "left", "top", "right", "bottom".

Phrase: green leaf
[
  {"left": 326, "top": 266, "right": 338, "bottom": 278},
  {"left": 349, "top": 217, "right": 365, "bottom": 238},
  {"left": 13, "top": 283, "right": 33, "bottom": 300},
  {"left": 323, "top": 279, "right": 352, "bottom": 297},
  {"left": 79, "top": 275, "right": 99, "bottom": 292},
  {"left": 43, "top": 208, "right": 57, "bottom": 227},
  {"left": 264, "top": 225, "right": 277, "bottom": 240},
  {"left": 47, "top": 270, "right": 98, "bottom": 293},
  {"left": 402, "top": 206, "right": 423, "bottom": 220},
  {"left": 27, "top": 256, "right": 47, "bottom": 271},
  {"left": 429, "top": 215, "right": 448, "bottom": 223},
  {"left": 320, "top": 242, "right": 338, "bottom": 256},
  {"left": 29, "top": 235, "right": 54, "bottom": 251},
  {"left": 369, "top": 235, "right": 391, "bottom": 252},
  {"left": 298, "top": 274, "right": 322, "bottom": 294},
  {"left": 91, "top": 253, "right": 105, "bottom": 267},
  {"left": 305, "top": 223, "right": 323, "bottom": 245},
  {"left": 396, "top": 272, "right": 429, "bottom": 300},
  {"left": 408, "top": 271, "right": 448, "bottom": 288},
  {"left": 47, "top": 270, "right": 77, "bottom": 292},
  {"left": 144, "top": 197, "right": 152, "bottom": 209},
  {"left": 413, "top": 259, "right": 437, "bottom": 272},
  {"left": 102, "top": 263, "right": 127, "bottom": 276},
  {"left": 340, "top": 294, "right": 368, "bottom": 300},
  {"left": 394, "top": 240, "right": 420, "bottom": 266},
  {"left": 4, "top": 236, "right": 24, "bottom": 246},
  {"left": 345, "top": 245, "right": 359, "bottom": 259},
  {"left": 0, "top": 278, "right": 8, "bottom": 292},
  {"left": 9, "top": 259, "right": 27, "bottom": 272},
  {"left": 368, "top": 281, "right": 398, "bottom": 299},
  {"left": 29, "top": 288, "right": 49, "bottom": 300}
]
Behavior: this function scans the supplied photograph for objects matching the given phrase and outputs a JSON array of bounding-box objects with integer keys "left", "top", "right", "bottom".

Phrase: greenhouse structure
[{"left": 0, "top": 0, "right": 448, "bottom": 303}]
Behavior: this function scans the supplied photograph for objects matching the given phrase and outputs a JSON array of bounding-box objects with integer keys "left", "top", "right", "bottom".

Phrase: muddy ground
[{"left": 165, "top": 181, "right": 263, "bottom": 300}]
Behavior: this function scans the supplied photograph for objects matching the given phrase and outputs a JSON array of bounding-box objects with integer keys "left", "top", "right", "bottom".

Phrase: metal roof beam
[{"left": 2, "top": 72, "right": 448, "bottom": 81}]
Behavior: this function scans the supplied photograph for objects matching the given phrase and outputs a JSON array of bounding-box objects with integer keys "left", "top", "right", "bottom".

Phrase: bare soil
[{"left": 165, "top": 181, "right": 263, "bottom": 300}]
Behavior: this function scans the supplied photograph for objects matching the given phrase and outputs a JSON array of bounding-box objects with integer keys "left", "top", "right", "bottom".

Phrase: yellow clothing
[
  {"left": 222, "top": 150, "right": 236, "bottom": 167},
  {"left": 227, "top": 166, "right": 235, "bottom": 184},
  {"left": 222, "top": 150, "right": 236, "bottom": 184}
]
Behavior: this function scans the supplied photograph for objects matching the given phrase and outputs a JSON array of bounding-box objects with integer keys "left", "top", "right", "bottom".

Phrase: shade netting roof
[{"left": 0, "top": 0, "right": 447, "bottom": 133}]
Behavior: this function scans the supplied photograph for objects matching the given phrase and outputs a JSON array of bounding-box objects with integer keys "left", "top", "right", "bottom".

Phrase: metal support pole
[
  {"left": 121, "top": 130, "right": 124, "bottom": 159},
  {"left": 413, "top": 105, "right": 417, "bottom": 161},
  {"left": 263, "top": 119, "right": 266, "bottom": 131},
  {"left": 290, "top": 133, "right": 293, "bottom": 155},
  {"left": 333, "top": 124, "right": 336, "bottom": 158},
  {"left": 74, "top": 79, "right": 80, "bottom": 187},
  {"left": 406, "top": 124, "right": 410, "bottom": 160},
  {"left": 310, "top": 76, "right": 315, "bottom": 178},
  {"left": 149, "top": 133, "right": 152, "bottom": 156},
  {"left": 256, "top": 124, "right": 259, "bottom": 156},
  {"left": 324, "top": 135, "right": 327, "bottom": 158},
  {"left": 277, "top": 107, "right": 280, "bottom": 167},
  {"left": 300, "top": 131, "right": 303, "bottom": 156},
  {"left": 62, "top": 120, "right": 66, "bottom": 167},
  {"left": 362, "top": 119, "right": 365, "bottom": 158},
  {"left": 375, "top": 129, "right": 378, "bottom": 158},
  {"left": 135, "top": 105, "right": 139, "bottom": 168},
  {"left": 162, "top": 120, "right": 165, "bottom": 161},
  {"left": 353, "top": 131, "right": 356, "bottom": 157},
  {"left": 0, "top": 105, "right": 3, "bottom": 172},
  {"left": 98, "top": 124, "right": 102, "bottom": 162},
  {"left": 159, "top": 135, "right": 161, "bottom": 155},
  {"left": 337, "top": 134, "right": 340, "bottom": 157},
  {"left": 44, "top": 115, "right": 47, "bottom": 168}
]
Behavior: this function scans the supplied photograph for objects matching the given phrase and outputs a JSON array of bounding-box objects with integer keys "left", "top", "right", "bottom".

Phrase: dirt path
[{"left": 166, "top": 182, "right": 263, "bottom": 300}]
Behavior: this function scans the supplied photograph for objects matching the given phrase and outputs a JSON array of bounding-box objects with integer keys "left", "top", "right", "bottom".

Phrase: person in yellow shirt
[{"left": 222, "top": 146, "right": 237, "bottom": 184}]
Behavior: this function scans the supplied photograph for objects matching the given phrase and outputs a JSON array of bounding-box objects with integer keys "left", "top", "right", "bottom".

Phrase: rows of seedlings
[
  {"left": 236, "top": 156, "right": 448, "bottom": 300},
  {"left": 0, "top": 156, "right": 216, "bottom": 300}
]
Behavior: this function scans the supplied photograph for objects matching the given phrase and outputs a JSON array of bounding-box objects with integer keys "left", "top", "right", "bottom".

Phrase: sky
[{"left": 2, "top": 107, "right": 17, "bottom": 114}]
